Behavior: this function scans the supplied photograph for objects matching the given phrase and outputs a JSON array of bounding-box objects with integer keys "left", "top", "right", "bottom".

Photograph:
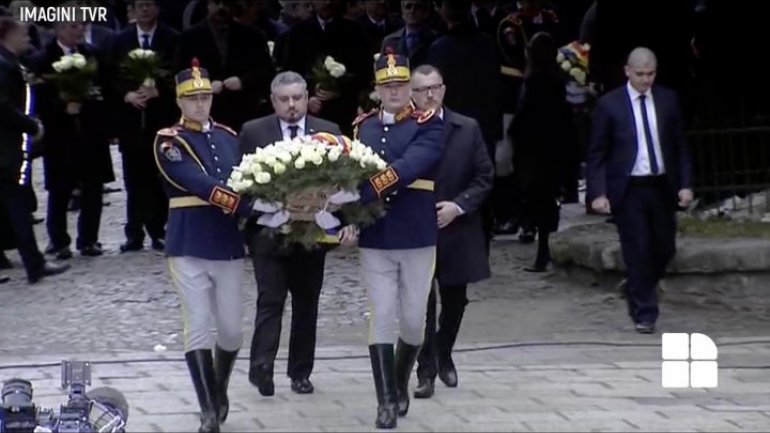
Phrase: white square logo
[{"left": 661, "top": 333, "right": 718, "bottom": 388}]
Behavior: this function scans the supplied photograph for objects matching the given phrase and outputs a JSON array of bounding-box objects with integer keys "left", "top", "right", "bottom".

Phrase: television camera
[{"left": 0, "top": 361, "right": 128, "bottom": 432}]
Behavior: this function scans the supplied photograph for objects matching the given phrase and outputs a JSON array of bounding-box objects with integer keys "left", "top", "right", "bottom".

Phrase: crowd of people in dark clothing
[{"left": 0, "top": 0, "right": 743, "bottom": 286}]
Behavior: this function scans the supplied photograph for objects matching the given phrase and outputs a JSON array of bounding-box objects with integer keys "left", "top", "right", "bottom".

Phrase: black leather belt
[{"left": 628, "top": 175, "right": 666, "bottom": 186}]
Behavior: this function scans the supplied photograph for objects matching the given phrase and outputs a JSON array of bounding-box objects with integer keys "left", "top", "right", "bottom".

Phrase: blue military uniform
[
  {"left": 355, "top": 50, "right": 444, "bottom": 430},
  {"left": 154, "top": 59, "right": 247, "bottom": 433}
]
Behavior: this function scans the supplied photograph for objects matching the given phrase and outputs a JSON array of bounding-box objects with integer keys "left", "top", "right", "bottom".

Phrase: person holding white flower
[
  {"left": 154, "top": 60, "right": 254, "bottom": 433},
  {"left": 31, "top": 15, "right": 113, "bottom": 259},
  {"left": 238, "top": 71, "right": 343, "bottom": 398},
  {"left": 112, "top": 0, "right": 180, "bottom": 253},
  {"left": 352, "top": 50, "right": 443, "bottom": 429}
]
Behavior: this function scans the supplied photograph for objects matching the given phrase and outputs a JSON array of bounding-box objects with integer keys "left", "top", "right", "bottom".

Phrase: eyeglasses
[{"left": 412, "top": 83, "right": 444, "bottom": 94}]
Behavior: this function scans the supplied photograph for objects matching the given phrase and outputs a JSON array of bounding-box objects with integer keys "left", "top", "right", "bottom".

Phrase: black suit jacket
[
  {"left": 381, "top": 27, "right": 437, "bottom": 68},
  {"left": 426, "top": 23, "right": 503, "bottom": 157},
  {"left": 112, "top": 23, "right": 180, "bottom": 144},
  {"left": 357, "top": 15, "right": 403, "bottom": 53},
  {"left": 31, "top": 41, "right": 114, "bottom": 188},
  {"left": 586, "top": 84, "right": 693, "bottom": 210},
  {"left": 176, "top": 19, "right": 276, "bottom": 130},
  {"left": 0, "top": 47, "right": 39, "bottom": 184},
  {"left": 435, "top": 109, "right": 493, "bottom": 286},
  {"left": 277, "top": 15, "right": 372, "bottom": 135},
  {"left": 238, "top": 114, "right": 342, "bottom": 255}
]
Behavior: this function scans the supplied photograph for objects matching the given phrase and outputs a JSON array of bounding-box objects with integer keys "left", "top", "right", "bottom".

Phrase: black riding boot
[
  {"left": 214, "top": 346, "right": 239, "bottom": 423},
  {"left": 395, "top": 339, "right": 421, "bottom": 416},
  {"left": 185, "top": 350, "right": 220, "bottom": 433},
  {"left": 369, "top": 344, "right": 398, "bottom": 429}
]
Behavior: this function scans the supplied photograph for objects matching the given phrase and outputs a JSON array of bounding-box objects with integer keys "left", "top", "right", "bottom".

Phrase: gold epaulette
[
  {"left": 352, "top": 109, "right": 377, "bottom": 127},
  {"left": 213, "top": 122, "right": 237, "bottom": 136},
  {"left": 413, "top": 108, "right": 436, "bottom": 124},
  {"left": 157, "top": 127, "right": 179, "bottom": 137}
]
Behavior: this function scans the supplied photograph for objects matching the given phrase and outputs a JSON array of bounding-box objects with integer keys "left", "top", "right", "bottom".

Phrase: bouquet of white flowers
[
  {"left": 44, "top": 53, "right": 98, "bottom": 103},
  {"left": 119, "top": 48, "right": 169, "bottom": 89},
  {"left": 557, "top": 41, "right": 590, "bottom": 86},
  {"left": 228, "top": 133, "right": 387, "bottom": 249},
  {"left": 311, "top": 55, "right": 348, "bottom": 94}
]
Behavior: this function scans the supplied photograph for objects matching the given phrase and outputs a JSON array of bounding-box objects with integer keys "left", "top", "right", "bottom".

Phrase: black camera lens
[{"left": 2, "top": 378, "right": 33, "bottom": 408}]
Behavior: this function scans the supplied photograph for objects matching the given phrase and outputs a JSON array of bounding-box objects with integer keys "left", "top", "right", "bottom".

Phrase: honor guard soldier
[
  {"left": 154, "top": 59, "right": 253, "bottom": 433},
  {"left": 353, "top": 49, "right": 444, "bottom": 429}
]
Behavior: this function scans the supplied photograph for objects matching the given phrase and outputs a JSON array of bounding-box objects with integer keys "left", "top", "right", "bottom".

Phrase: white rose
[
  {"left": 143, "top": 49, "right": 155, "bottom": 59},
  {"left": 276, "top": 151, "right": 292, "bottom": 163},
  {"left": 329, "top": 64, "right": 346, "bottom": 78},
  {"left": 583, "top": 43, "right": 591, "bottom": 50},
  {"left": 574, "top": 70, "right": 587, "bottom": 85},
  {"left": 561, "top": 60, "right": 571, "bottom": 71},
  {"left": 230, "top": 170, "right": 243, "bottom": 182},
  {"left": 373, "top": 53, "right": 381, "bottom": 61},
  {"left": 255, "top": 172, "right": 271, "bottom": 184},
  {"left": 52, "top": 61, "right": 65, "bottom": 72},
  {"left": 273, "top": 162, "right": 286, "bottom": 174},
  {"left": 59, "top": 56, "right": 74, "bottom": 70},
  {"left": 328, "top": 148, "right": 341, "bottom": 162},
  {"left": 376, "top": 160, "right": 387, "bottom": 170},
  {"left": 72, "top": 54, "right": 86, "bottom": 68},
  {"left": 569, "top": 67, "right": 580, "bottom": 78},
  {"left": 242, "top": 179, "right": 254, "bottom": 189},
  {"left": 250, "top": 163, "right": 263, "bottom": 176},
  {"left": 324, "top": 56, "right": 336, "bottom": 69},
  {"left": 128, "top": 49, "right": 140, "bottom": 59},
  {"left": 311, "top": 155, "right": 323, "bottom": 166},
  {"left": 556, "top": 52, "right": 565, "bottom": 63},
  {"left": 294, "top": 158, "right": 306, "bottom": 169}
]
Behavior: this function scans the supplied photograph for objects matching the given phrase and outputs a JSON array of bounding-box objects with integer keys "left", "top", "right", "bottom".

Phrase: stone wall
[{"left": 550, "top": 222, "right": 770, "bottom": 312}]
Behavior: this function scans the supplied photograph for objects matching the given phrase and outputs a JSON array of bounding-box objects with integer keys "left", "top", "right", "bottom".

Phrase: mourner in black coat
[
  {"left": 276, "top": 1, "right": 372, "bottom": 136},
  {"left": 409, "top": 65, "right": 493, "bottom": 399},
  {"left": 0, "top": 16, "right": 68, "bottom": 282},
  {"left": 112, "top": 3, "right": 179, "bottom": 252},
  {"left": 176, "top": 2, "right": 276, "bottom": 130},
  {"left": 380, "top": 0, "right": 436, "bottom": 68},
  {"left": 32, "top": 23, "right": 114, "bottom": 258}
]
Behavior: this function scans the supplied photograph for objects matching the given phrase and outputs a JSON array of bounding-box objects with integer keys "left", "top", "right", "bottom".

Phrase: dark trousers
[
  {"left": 121, "top": 147, "right": 167, "bottom": 242},
  {"left": 416, "top": 280, "right": 469, "bottom": 379},
  {"left": 249, "top": 249, "right": 326, "bottom": 380},
  {"left": 46, "top": 180, "right": 103, "bottom": 250},
  {"left": 0, "top": 181, "right": 44, "bottom": 277},
  {"left": 526, "top": 191, "right": 561, "bottom": 267},
  {"left": 614, "top": 177, "right": 676, "bottom": 324}
]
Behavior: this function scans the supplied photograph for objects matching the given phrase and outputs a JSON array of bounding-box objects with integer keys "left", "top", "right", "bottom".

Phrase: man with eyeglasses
[
  {"left": 409, "top": 64, "right": 493, "bottom": 398},
  {"left": 381, "top": 0, "right": 436, "bottom": 67}
]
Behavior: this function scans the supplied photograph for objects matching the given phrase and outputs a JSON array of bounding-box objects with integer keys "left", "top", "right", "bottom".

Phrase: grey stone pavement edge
[{"left": 2, "top": 150, "right": 770, "bottom": 432}]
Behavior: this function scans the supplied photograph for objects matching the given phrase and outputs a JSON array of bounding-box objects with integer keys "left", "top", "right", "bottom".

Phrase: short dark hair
[
  {"left": 438, "top": 0, "right": 471, "bottom": 23},
  {"left": 412, "top": 64, "right": 443, "bottom": 78}
]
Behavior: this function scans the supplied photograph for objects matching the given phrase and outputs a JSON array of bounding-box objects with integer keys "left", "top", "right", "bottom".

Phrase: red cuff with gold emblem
[
  {"left": 208, "top": 186, "right": 241, "bottom": 214},
  {"left": 369, "top": 167, "right": 399, "bottom": 197}
]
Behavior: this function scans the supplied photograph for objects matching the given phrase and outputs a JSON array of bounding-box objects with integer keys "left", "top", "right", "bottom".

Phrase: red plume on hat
[{"left": 383, "top": 47, "right": 396, "bottom": 56}]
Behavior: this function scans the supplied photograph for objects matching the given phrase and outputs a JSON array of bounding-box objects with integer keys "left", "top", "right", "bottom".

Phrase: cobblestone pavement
[
  {"left": 1, "top": 341, "right": 770, "bottom": 432},
  {"left": 2, "top": 150, "right": 770, "bottom": 431}
]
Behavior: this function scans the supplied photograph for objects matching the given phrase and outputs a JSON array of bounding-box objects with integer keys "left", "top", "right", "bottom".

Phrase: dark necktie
[
  {"left": 406, "top": 32, "right": 418, "bottom": 56},
  {"left": 639, "top": 94, "right": 659, "bottom": 175},
  {"left": 288, "top": 125, "right": 299, "bottom": 139},
  {"left": 141, "top": 34, "right": 150, "bottom": 49}
]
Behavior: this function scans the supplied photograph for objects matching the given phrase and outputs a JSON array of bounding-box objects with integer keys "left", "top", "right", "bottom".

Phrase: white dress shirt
[
  {"left": 137, "top": 24, "right": 157, "bottom": 48},
  {"left": 279, "top": 116, "right": 307, "bottom": 140},
  {"left": 627, "top": 82, "right": 665, "bottom": 176}
]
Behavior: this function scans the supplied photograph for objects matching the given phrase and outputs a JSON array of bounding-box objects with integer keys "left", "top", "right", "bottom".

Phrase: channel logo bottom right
[{"left": 661, "top": 333, "right": 718, "bottom": 388}]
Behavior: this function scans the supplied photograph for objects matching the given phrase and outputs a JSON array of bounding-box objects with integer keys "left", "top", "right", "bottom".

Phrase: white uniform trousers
[
  {"left": 168, "top": 256, "right": 245, "bottom": 352},
  {"left": 359, "top": 247, "right": 436, "bottom": 345}
]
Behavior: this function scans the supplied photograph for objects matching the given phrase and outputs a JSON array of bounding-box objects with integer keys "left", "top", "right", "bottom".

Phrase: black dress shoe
[
  {"left": 151, "top": 238, "right": 165, "bottom": 251},
  {"left": 80, "top": 244, "right": 103, "bottom": 257},
  {"left": 438, "top": 357, "right": 458, "bottom": 388},
  {"left": 28, "top": 261, "right": 70, "bottom": 284},
  {"left": 54, "top": 247, "right": 73, "bottom": 260},
  {"left": 518, "top": 231, "right": 536, "bottom": 244},
  {"left": 635, "top": 322, "right": 655, "bottom": 334},
  {"left": 32, "top": 216, "right": 44, "bottom": 225},
  {"left": 523, "top": 266, "right": 547, "bottom": 273},
  {"left": 290, "top": 378, "right": 314, "bottom": 394},
  {"left": 120, "top": 240, "right": 143, "bottom": 253},
  {"left": 248, "top": 364, "right": 274, "bottom": 396},
  {"left": 0, "top": 275, "right": 9, "bottom": 284},
  {"left": 413, "top": 378, "right": 434, "bottom": 399}
]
